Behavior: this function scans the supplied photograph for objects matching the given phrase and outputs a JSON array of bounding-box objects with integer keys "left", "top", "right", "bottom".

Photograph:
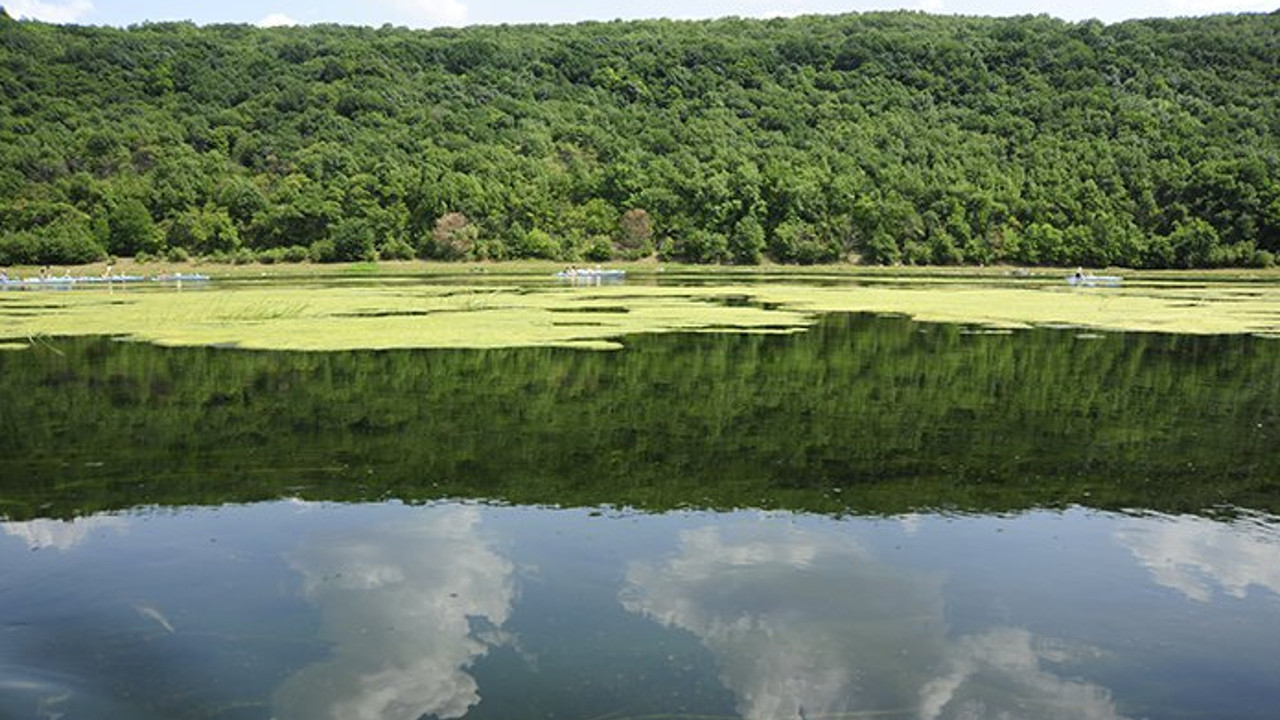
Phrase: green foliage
[
  {"left": 166, "top": 205, "right": 240, "bottom": 255},
  {"left": 665, "top": 228, "right": 729, "bottom": 264},
  {"left": 105, "top": 197, "right": 162, "bottom": 257},
  {"left": 329, "top": 216, "right": 377, "bottom": 262},
  {"left": 1, "top": 13, "right": 1278, "bottom": 267},
  {"left": 378, "top": 236, "right": 415, "bottom": 261},
  {"left": 729, "top": 215, "right": 765, "bottom": 265},
  {"left": 0, "top": 200, "right": 106, "bottom": 264}
]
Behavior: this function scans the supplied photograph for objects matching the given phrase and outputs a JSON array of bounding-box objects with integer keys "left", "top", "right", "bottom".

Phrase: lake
[{"left": 2, "top": 280, "right": 1280, "bottom": 720}]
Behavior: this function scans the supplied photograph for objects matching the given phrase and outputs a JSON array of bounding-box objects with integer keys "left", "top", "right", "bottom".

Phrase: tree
[
  {"left": 105, "top": 198, "right": 162, "bottom": 257},
  {"left": 728, "top": 215, "right": 765, "bottom": 265},
  {"left": 330, "top": 217, "right": 377, "bottom": 262},
  {"left": 166, "top": 206, "right": 241, "bottom": 256},
  {"left": 432, "top": 212, "right": 478, "bottom": 260},
  {"left": 0, "top": 13, "right": 1278, "bottom": 268},
  {"left": 615, "top": 208, "right": 654, "bottom": 259}
]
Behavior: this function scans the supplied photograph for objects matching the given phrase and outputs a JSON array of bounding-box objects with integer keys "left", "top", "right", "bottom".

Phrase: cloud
[
  {"left": 378, "top": 0, "right": 468, "bottom": 27},
  {"left": 1117, "top": 511, "right": 1280, "bottom": 602},
  {"left": 5, "top": 0, "right": 92, "bottom": 23},
  {"left": 622, "top": 521, "right": 1129, "bottom": 720},
  {"left": 2, "top": 515, "right": 128, "bottom": 551},
  {"left": 274, "top": 507, "right": 516, "bottom": 720},
  {"left": 258, "top": 12, "right": 298, "bottom": 27}
]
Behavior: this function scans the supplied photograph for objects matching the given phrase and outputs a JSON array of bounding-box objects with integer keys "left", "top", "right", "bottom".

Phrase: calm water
[{"left": 2, "top": 313, "right": 1280, "bottom": 720}]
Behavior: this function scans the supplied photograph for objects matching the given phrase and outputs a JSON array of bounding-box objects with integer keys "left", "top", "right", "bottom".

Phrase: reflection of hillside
[
  {"left": 2, "top": 313, "right": 1278, "bottom": 519},
  {"left": 620, "top": 522, "right": 1129, "bottom": 720}
]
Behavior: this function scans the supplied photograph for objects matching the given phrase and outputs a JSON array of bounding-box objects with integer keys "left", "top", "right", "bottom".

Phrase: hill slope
[{"left": 1, "top": 10, "right": 1278, "bottom": 267}]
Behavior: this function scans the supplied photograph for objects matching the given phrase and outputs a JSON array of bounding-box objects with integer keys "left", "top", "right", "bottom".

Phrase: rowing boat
[{"left": 1067, "top": 273, "right": 1123, "bottom": 287}]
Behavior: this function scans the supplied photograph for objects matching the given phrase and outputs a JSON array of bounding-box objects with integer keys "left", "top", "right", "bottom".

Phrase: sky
[{"left": 3, "top": 0, "right": 1275, "bottom": 29}]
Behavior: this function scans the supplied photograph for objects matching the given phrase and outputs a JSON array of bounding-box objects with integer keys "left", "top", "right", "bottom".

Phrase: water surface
[{"left": 2, "top": 312, "right": 1279, "bottom": 719}]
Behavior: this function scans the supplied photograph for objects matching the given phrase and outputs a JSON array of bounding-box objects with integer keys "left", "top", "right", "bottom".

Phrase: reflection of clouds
[
  {"left": 898, "top": 513, "right": 925, "bottom": 536},
  {"left": 274, "top": 507, "right": 515, "bottom": 720},
  {"left": 623, "top": 524, "right": 941, "bottom": 720},
  {"left": 920, "top": 627, "right": 1122, "bottom": 720},
  {"left": 2, "top": 515, "right": 128, "bottom": 550},
  {"left": 1117, "top": 512, "right": 1280, "bottom": 602},
  {"left": 622, "top": 522, "right": 1130, "bottom": 720}
]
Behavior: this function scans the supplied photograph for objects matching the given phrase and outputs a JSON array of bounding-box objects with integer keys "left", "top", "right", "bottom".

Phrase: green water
[{"left": 2, "top": 313, "right": 1280, "bottom": 719}]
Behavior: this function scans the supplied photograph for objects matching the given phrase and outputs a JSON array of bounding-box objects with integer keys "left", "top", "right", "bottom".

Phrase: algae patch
[{"left": 1, "top": 277, "right": 1279, "bottom": 351}]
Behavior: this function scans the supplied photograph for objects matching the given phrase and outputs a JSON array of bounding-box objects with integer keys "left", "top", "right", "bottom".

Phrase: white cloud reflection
[
  {"left": 273, "top": 506, "right": 515, "bottom": 720},
  {"left": 2, "top": 515, "right": 128, "bottom": 551},
  {"left": 1117, "top": 511, "right": 1280, "bottom": 602},
  {"left": 621, "top": 521, "right": 1130, "bottom": 720}
]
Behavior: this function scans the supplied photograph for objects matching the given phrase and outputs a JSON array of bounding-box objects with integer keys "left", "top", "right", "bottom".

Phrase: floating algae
[{"left": 2, "top": 275, "right": 1279, "bottom": 351}]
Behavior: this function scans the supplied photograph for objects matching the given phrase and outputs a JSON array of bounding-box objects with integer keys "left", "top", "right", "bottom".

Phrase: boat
[
  {"left": 0, "top": 273, "right": 209, "bottom": 289},
  {"left": 554, "top": 267, "right": 627, "bottom": 280},
  {"left": 1067, "top": 273, "right": 1123, "bottom": 287}
]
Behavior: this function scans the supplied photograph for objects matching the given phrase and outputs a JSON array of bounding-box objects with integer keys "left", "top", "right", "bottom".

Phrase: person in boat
[{"left": 1074, "top": 267, "right": 1085, "bottom": 280}]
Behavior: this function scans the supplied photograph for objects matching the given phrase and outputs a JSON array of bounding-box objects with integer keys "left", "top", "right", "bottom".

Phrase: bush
[
  {"left": 514, "top": 228, "right": 559, "bottom": 260},
  {"left": 471, "top": 237, "right": 509, "bottom": 261},
  {"left": 378, "top": 236, "right": 415, "bottom": 261},
  {"left": 257, "top": 247, "right": 284, "bottom": 264},
  {"left": 583, "top": 235, "right": 614, "bottom": 262},
  {"left": 282, "top": 245, "right": 311, "bottom": 263},
  {"left": 309, "top": 239, "right": 337, "bottom": 263}
]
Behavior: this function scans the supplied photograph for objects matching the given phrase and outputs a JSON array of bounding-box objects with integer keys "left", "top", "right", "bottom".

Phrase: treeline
[{"left": 1, "top": 9, "right": 1278, "bottom": 268}]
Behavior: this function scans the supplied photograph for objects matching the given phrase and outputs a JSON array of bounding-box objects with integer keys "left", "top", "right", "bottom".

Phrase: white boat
[
  {"left": 0, "top": 273, "right": 209, "bottom": 289},
  {"left": 1067, "top": 273, "right": 1123, "bottom": 287},
  {"left": 555, "top": 268, "right": 626, "bottom": 280}
]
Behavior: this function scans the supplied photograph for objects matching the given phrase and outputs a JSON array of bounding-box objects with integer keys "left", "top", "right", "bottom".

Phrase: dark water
[{"left": 2, "top": 314, "right": 1280, "bottom": 720}]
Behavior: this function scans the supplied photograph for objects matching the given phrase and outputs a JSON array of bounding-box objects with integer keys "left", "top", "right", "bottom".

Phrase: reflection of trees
[
  {"left": 273, "top": 507, "right": 515, "bottom": 720},
  {"left": 2, "top": 314, "right": 1279, "bottom": 519},
  {"left": 621, "top": 522, "right": 1129, "bottom": 720},
  {"left": 1117, "top": 511, "right": 1280, "bottom": 602}
]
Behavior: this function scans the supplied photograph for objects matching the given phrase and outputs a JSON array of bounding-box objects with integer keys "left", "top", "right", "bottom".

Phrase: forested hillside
[{"left": 1, "top": 9, "right": 1278, "bottom": 267}]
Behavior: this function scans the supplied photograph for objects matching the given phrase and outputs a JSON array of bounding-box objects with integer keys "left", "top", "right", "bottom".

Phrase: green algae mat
[{"left": 2, "top": 273, "right": 1279, "bottom": 351}]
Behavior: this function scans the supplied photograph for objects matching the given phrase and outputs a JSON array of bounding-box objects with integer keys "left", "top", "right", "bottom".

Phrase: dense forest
[
  {"left": 3, "top": 315, "right": 1279, "bottom": 520},
  {"left": 0, "top": 9, "right": 1278, "bottom": 268}
]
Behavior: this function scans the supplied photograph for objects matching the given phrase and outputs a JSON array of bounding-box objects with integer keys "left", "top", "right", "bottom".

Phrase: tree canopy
[{"left": 1, "top": 11, "right": 1278, "bottom": 267}]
